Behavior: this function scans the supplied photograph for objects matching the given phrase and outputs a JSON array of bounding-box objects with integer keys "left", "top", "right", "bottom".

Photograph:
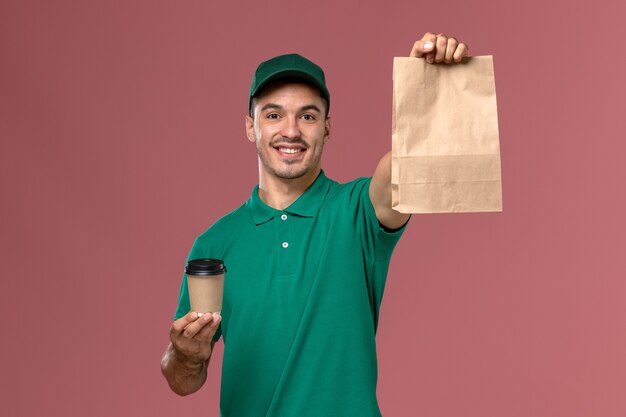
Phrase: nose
[{"left": 280, "top": 115, "right": 301, "bottom": 139}]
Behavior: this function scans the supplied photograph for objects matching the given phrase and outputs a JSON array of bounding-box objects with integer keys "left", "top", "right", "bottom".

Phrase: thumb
[{"left": 410, "top": 40, "right": 434, "bottom": 58}]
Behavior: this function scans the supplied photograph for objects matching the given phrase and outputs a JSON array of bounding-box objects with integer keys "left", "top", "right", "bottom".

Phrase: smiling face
[{"left": 246, "top": 82, "right": 330, "bottom": 182}]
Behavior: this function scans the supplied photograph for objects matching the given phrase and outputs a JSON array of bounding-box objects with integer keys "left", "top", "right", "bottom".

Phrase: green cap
[{"left": 249, "top": 53, "right": 330, "bottom": 114}]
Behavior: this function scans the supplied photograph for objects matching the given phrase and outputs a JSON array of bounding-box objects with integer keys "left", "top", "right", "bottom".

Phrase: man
[{"left": 161, "top": 32, "right": 468, "bottom": 416}]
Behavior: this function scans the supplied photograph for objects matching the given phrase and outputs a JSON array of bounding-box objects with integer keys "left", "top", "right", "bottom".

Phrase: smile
[
  {"left": 279, "top": 148, "right": 302, "bottom": 154},
  {"left": 273, "top": 144, "right": 307, "bottom": 158}
]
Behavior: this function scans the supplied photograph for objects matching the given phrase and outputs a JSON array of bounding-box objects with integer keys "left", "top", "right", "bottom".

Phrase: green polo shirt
[{"left": 174, "top": 171, "right": 407, "bottom": 417}]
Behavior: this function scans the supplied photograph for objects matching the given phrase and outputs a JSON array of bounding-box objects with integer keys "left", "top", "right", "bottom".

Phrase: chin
[
  {"left": 265, "top": 162, "right": 314, "bottom": 180},
  {"left": 274, "top": 168, "right": 309, "bottom": 180},
  {"left": 258, "top": 151, "right": 320, "bottom": 181}
]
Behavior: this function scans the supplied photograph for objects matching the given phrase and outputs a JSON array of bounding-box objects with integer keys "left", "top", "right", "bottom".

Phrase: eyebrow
[
  {"left": 300, "top": 104, "right": 322, "bottom": 114},
  {"left": 259, "top": 103, "right": 322, "bottom": 114}
]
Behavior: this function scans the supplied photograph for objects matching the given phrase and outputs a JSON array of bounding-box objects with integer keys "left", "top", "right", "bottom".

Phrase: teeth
[{"left": 279, "top": 148, "right": 302, "bottom": 154}]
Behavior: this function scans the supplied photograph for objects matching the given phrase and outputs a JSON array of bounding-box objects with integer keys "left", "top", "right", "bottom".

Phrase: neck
[{"left": 258, "top": 167, "right": 321, "bottom": 210}]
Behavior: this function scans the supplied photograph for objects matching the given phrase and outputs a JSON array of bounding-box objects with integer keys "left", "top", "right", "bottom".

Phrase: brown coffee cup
[{"left": 185, "top": 259, "right": 226, "bottom": 314}]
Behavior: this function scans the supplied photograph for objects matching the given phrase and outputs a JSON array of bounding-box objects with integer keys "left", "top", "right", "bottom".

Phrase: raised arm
[{"left": 369, "top": 32, "right": 469, "bottom": 229}]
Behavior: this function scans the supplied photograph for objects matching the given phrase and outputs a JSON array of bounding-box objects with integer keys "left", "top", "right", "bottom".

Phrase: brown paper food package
[{"left": 391, "top": 56, "right": 502, "bottom": 213}]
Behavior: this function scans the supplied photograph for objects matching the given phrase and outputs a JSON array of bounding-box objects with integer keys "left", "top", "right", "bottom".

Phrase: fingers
[
  {"left": 411, "top": 32, "right": 469, "bottom": 64},
  {"left": 196, "top": 314, "right": 222, "bottom": 341},
  {"left": 434, "top": 33, "right": 448, "bottom": 63},
  {"left": 443, "top": 37, "right": 458, "bottom": 63},
  {"left": 170, "top": 310, "right": 202, "bottom": 334},
  {"left": 170, "top": 311, "right": 219, "bottom": 339},
  {"left": 452, "top": 42, "right": 469, "bottom": 63},
  {"left": 169, "top": 311, "right": 222, "bottom": 362},
  {"left": 183, "top": 313, "right": 214, "bottom": 338}
]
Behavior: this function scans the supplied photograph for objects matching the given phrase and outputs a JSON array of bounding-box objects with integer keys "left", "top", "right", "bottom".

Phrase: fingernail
[
  {"left": 213, "top": 312, "right": 221, "bottom": 321},
  {"left": 424, "top": 41, "right": 433, "bottom": 50}
]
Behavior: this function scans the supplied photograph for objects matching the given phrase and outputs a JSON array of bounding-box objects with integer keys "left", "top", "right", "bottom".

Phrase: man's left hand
[{"left": 410, "top": 32, "right": 468, "bottom": 64}]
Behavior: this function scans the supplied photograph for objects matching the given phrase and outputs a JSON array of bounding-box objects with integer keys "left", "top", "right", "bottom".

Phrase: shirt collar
[{"left": 246, "top": 170, "right": 332, "bottom": 225}]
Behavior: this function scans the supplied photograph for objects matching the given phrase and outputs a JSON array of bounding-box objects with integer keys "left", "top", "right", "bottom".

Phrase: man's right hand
[
  {"left": 170, "top": 311, "right": 221, "bottom": 363},
  {"left": 161, "top": 311, "right": 221, "bottom": 396}
]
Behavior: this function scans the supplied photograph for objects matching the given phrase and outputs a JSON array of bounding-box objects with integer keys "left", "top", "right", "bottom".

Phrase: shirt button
[
  {"left": 282, "top": 242, "right": 289, "bottom": 248},
  {"left": 281, "top": 214, "right": 288, "bottom": 221}
]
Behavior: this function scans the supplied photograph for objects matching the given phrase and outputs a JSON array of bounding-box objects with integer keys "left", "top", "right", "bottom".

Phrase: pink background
[{"left": 1, "top": 1, "right": 625, "bottom": 416}]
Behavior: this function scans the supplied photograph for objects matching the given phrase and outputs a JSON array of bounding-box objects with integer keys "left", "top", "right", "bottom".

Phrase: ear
[
  {"left": 245, "top": 114, "right": 255, "bottom": 143},
  {"left": 323, "top": 117, "right": 331, "bottom": 144}
]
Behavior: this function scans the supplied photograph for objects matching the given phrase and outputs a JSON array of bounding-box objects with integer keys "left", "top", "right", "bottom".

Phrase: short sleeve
[{"left": 353, "top": 177, "right": 409, "bottom": 262}]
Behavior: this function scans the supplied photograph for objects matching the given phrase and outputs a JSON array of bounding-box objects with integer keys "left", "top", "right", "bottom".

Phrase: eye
[
  {"left": 302, "top": 114, "right": 315, "bottom": 121},
  {"left": 267, "top": 113, "right": 279, "bottom": 120}
]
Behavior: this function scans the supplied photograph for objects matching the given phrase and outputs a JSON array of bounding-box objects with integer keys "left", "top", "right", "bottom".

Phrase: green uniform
[{"left": 175, "top": 171, "right": 407, "bottom": 417}]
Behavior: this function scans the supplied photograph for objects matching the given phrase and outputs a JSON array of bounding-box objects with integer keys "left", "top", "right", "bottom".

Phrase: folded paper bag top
[{"left": 391, "top": 56, "right": 502, "bottom": 213}]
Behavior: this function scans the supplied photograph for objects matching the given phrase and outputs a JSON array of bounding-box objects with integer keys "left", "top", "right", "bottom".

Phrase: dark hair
[{"left": 249, "top": 77, "right": 329, "bottom": 118}]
